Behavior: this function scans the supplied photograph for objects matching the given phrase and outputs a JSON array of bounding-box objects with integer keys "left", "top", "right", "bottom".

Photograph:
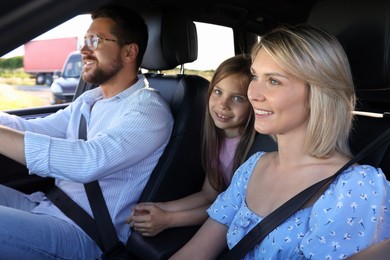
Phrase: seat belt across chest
[{"left": 46, "top": 114, "right": 128, "bottom": 259}]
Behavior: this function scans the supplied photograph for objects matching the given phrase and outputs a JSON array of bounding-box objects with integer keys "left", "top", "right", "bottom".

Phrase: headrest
[
  {"left": 307, "top": 0, "right": 390, "bottom": 91},
  {"left": 141, "top": 7, "right": 198, "bottom": 70}
]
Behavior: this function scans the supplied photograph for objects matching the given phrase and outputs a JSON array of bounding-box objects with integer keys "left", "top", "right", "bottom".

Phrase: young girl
[
  {"left": 127, "top": 54, "right": 256, "bottom": 236},
  {"left": 171, "top": 24, "right": 390, "bottom": 259}
]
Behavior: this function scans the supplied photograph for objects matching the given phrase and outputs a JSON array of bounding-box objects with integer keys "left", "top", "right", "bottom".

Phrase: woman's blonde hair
[{"left": 252, "top": 24, "right": 356, "bottom": 158}]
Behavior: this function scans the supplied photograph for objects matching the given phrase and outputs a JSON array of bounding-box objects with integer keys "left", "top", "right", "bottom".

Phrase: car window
[
  {"left": 0, "top": 15, "right": 88, "bottom": 110},
  {"left": 187, "top": 22, "right": 234, "bottom": 80},
  {"left": 63, "top": 54, "right": 82, "bottom": 78},
  {"left": 164, "top": 22, "right": 235, "bottom": 81},
  {"left": 0, "top": 19, "right": 234, "bottom": 110}
]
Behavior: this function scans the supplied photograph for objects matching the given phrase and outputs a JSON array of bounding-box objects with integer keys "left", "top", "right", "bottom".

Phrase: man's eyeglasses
[{"left": 84, "top": 34, "right": 120, "bottom": 50}]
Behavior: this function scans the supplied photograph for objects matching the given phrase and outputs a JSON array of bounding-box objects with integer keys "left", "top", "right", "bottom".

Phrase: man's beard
[{"left": 82, "top": 54, "right": 123, "bottom": 85}]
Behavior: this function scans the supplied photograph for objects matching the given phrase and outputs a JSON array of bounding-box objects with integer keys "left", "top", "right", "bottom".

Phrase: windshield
[{"left": 63, "top": 55, "right": 82, "bottom": 78}]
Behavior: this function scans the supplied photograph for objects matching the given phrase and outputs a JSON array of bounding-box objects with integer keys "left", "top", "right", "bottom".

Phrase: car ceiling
[{"left": 0, "top": 0, "right": 316, "bottom": 57}]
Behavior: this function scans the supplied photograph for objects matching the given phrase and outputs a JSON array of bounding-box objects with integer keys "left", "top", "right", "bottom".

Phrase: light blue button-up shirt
[{"left": 0, "top": 75, "right": 174, "bottom": 242}]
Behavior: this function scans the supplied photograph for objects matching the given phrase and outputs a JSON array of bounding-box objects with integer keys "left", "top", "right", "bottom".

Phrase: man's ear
[{"left": 123, "top": 43, "right": 139, "bottom": 63}]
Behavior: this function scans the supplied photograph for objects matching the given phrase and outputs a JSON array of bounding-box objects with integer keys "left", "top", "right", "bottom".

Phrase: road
[
  {"left": 16, "top": 84, "right": 51, "bottom": 92},
  {"left": 17, "top": 85, "right": 53, "bottom": 105}
]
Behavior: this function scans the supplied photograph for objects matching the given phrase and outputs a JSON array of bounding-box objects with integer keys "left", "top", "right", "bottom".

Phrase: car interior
[
  {"left": 75, "top": 7, "right": 278, "bottom": 258},
  {"left": 0, "top": 0, "right": 389, "bottom": 259}
]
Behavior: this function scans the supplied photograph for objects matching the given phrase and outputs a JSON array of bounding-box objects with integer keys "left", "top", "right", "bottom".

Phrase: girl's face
[
  {"left": 209, "top": 74, "right": 252, "bottom": 138},
  {"left": 247, "top": 48, "right": 309, "bottom": 137}
]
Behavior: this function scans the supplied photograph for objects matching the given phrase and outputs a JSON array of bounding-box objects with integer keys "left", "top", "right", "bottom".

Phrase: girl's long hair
[{"left": 202, "top": 54, "right": 256, "bottom": 193}]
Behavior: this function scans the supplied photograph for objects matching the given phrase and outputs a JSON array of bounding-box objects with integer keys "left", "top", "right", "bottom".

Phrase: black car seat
[
  {"left": 137, "top": 7, "right": 207, "bottom": 206},
  {"left": 307, "top": 0, "right": 390, "bottom": 258},
  {"left": 307, "top": 0, "right": 390, "bottom": 179},
  {"left": 123, "top": 7, "right": 208, "bottom": 259}
]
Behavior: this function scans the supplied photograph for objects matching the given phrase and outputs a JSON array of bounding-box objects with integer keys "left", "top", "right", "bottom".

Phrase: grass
[
  {"left": 0, "top": 68, "right": 35, "bottom": 85},
  {"left": 0, "top": 85, "right": 48, "bottom": 110},
  {"left": 0, "top": 69, "right": 49, "bottom": 110}
]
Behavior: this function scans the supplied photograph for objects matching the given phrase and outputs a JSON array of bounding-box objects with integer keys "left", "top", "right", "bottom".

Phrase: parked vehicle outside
[
  {"left": 50, "top": 51, "right": 82, "bottom": 104},
  {"left": 23, "top": 37, "right": 78, "bottom": 86}
]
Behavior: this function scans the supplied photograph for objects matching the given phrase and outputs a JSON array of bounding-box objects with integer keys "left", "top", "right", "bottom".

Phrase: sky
[{"left": 2, "top": 15, "right": 234, "bottom": 70}]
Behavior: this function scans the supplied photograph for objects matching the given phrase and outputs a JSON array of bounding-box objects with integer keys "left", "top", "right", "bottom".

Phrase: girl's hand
[{"left": 127, "top": 203, "right": 171, "bottom": 236}]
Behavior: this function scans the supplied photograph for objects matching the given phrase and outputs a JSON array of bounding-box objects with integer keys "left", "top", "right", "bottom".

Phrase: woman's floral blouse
[{"left": 208, "top": 152, "right": 390, "bottom": 259}]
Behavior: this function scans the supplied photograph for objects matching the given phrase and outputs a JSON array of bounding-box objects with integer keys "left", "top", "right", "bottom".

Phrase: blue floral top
[{"left": 208, "top": 152, "right": 390, "bottom": 259}]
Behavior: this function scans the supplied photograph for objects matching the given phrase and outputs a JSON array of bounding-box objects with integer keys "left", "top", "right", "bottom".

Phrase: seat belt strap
[
  {"left": 46, "top": 114, "right": 123, "bottom": 254},
  {"left": 45, "top": 185, "right": 104, "bottom": 249},
  {"left": 79, "top": 115, "right": 128, "bottom": 257},
  {"left": 84, "top": 180, "right": 124, "bottom": 254}
]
